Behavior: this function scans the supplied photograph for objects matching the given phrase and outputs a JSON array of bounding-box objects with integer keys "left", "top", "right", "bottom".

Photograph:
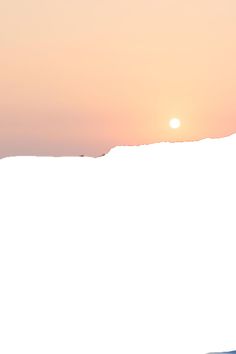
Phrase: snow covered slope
[{"left": 0, "top": 135, "right": 236, "bottom": 354}]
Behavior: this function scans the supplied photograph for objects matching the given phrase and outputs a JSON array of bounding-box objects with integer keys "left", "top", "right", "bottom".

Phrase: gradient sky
[{"left": 1, "top": 0, "right": 236, "bottom": 156}]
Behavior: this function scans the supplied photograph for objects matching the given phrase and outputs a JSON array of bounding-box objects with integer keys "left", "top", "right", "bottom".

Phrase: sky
[{"left": 1, "top": 0, "right": 236, "bottom": 156}]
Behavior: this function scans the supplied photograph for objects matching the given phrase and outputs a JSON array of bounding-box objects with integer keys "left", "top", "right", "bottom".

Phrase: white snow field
[{"left": 0, "top": 135, "right": 236, "bottom": 354}]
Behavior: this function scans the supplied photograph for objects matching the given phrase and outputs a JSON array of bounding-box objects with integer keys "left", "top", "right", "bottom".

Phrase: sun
[{"left": 169, "top": 118, "right": 181, "bottom": 129}]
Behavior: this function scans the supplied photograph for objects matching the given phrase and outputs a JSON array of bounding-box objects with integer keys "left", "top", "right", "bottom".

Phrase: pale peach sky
[{"left": 0, "top": 0, "right": 236, "bottom": 156}]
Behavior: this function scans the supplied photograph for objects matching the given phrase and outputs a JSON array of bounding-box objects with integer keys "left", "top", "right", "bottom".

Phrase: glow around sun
[{"left": 169, "top": 118, "right": 181, "bottom": 129}]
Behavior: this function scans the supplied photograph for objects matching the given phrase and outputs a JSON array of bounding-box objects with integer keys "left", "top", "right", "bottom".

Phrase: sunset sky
[{"left": 1, "top": 0, "right": 236, "bottom": 156}]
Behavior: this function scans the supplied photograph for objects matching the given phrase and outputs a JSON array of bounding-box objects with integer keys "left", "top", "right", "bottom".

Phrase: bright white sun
[{"left": 169, "top": 118, "right": 181, "bottom": 129}]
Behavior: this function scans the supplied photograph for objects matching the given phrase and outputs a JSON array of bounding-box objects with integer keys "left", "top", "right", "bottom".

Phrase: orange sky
[{"left": 1, "top": 0, "right": 236, "bottom": 156}]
